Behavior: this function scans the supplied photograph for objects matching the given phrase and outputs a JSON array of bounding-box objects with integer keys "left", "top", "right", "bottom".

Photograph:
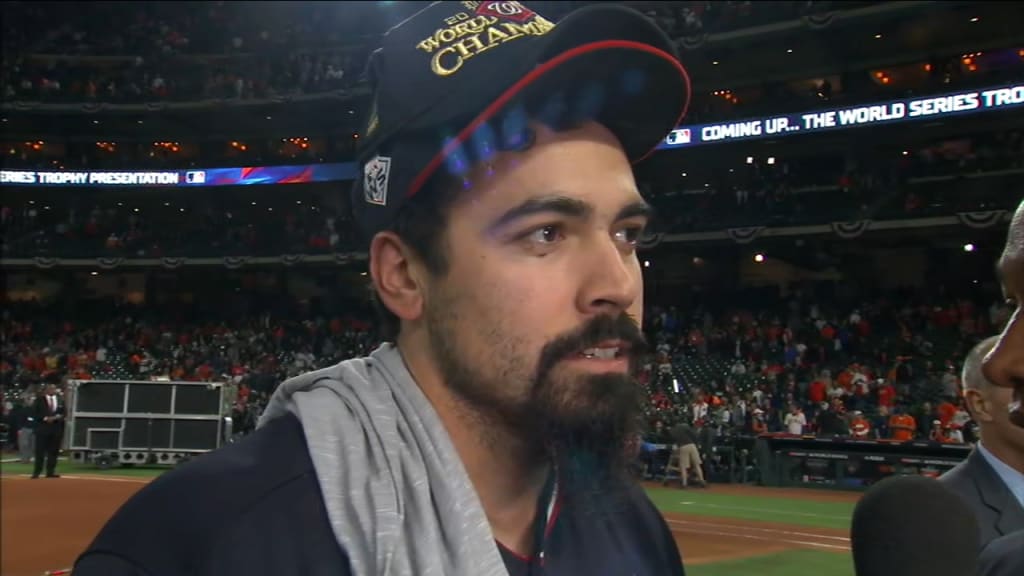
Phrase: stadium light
[
  {"left": 786, "top": 49, "right": 793, "bottom": 54},
  {"left": 970, "top": 17, "right": 979, "bottom": 22},
  {"left": 875, "top": 34, "right": 882, "bottom": 39},
  {"left": 767, "top": 157, "right": 776, "bottom": 165},
  {"left": 963, "top": 243, "right": 975, "bottom": 252},
  {"left": 681, "top": 172, "right": 687, "bottom": 177},
  {"left": 90, "top": 271, "right": 98, "bottom": 276},
  {"left": 754, "top": 253, "right": 766, "bottom": 263},
  {"left": 643, "top": 260, "right": 651, "bottom": 268},
  {"left": 746, "top": 156, "right": 754, "bottom": 164}
]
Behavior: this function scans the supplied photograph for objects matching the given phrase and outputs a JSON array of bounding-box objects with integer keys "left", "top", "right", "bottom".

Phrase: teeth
[{"left": 580, "top": 347, "right": 619, "bottom": 359}]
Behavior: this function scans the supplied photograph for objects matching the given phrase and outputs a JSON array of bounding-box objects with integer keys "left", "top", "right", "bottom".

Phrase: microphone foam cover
[{"left": 851, "top": 475, "right": 979, "bottom": 576}]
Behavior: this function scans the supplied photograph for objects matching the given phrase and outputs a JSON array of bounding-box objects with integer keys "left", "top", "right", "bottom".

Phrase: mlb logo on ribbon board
[
  {"left": 476, "top": 1, "right": 536, "bottom": 22},
  {"left": 667, "top": 128, "right": 691, "bottom": 145},
  {"left": 364, "top": 156, "right": 391, "bottom": 206}
]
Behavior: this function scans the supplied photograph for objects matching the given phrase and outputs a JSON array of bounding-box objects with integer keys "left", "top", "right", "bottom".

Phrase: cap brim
[{"left": 405, "top": 4, "right": 691, "bottom": 200}]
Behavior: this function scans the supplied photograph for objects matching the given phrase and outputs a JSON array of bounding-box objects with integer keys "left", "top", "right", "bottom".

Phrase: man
[
  {"left": 983, "top": 199, "right": 1024, "bottom": 430},
  {"left": 872, "top": 405, "right": 890, "bottom": 439},
  {"left": 668, "top": 421, "right": 707, "bottom": 489},
  {"left": 15, "top": 390, "right": 36, "bottom": 463},
  {"left": 32, "top": 377, "right": 64, "bottom": 479},
  {"left": 815, "top": 400, "right": 849, "bottom": 437},
  {"left": 979, "top": 530, "right": 1024, "bottom": 576},
  {"left": 939, "top": 336, "right": 1024, "bottom": 548},
  {"left": 74, "top": 2, "right": 692, "bottom": 575},
  {"left": 889, "top": 404, "right": 917, "bottom": 441}
]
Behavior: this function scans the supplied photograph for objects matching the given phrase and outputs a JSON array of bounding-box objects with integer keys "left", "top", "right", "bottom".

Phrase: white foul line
[
  {"left": 678, "top": 501, "right": 850, "bottom": 520},
  {"left": 664, "top": 519, "right": 851, "bottom": 551},
  {"left": 668, "top": 518, "right": 850, "bottom": 542}
]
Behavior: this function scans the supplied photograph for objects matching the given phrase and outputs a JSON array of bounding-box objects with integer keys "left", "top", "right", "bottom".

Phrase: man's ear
[
  {"left": 369, "top": 231, "right": 426, "bottom": 323},
  {"left": 963, "top": 389, "right": 993, "bottom": 423}
]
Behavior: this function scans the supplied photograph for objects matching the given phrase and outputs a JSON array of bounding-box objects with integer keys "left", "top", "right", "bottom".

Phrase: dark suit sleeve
[
  {"left": 74, "top": 553, "right": 151, "bottom": 575},
  {"left": 978, "top": 530, "right": 1024, "bottom": 576}
]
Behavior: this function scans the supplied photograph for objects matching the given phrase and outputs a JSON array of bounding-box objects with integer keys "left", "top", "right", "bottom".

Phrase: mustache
[{"left": 534, "top": 313, "right": 648, "bottom": 379}]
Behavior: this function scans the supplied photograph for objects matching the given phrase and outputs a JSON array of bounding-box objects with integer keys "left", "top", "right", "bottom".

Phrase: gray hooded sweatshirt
[{"left": 258, "top": 343, "right": 510, "bottom": 576}]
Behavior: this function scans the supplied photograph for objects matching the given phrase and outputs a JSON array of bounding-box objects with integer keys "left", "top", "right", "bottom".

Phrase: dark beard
[
  {"left": 427, "top": 307, "right": 647, "bottom": 507},
  {"left": 530, "top": 314, "right": 647, "bottom": 510}
]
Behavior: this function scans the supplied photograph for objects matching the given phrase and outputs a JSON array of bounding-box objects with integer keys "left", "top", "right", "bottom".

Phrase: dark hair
[
  {"left": 368, "top": 118, "right": 551, "bottom": 341},
  {"left": 370, "top": 172, "right": 461, "bottom": 342}
]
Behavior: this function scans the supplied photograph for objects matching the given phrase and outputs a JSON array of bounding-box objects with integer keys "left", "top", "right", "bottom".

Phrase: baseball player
[{"left": 74, "top": 2, "right": 692, "bottom": 575}]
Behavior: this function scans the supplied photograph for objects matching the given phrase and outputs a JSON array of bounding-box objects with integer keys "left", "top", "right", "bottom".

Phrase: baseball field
[{"left": 1, "top": 460, "right": 858, "bottom": 576}]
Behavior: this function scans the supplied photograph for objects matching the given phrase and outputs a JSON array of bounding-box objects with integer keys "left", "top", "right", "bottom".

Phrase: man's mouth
[
  {"left": 1009, "top": 384, "right": 1024, "bottom": 428},
  {"left": 577, "top": 341, "right": 629, "bottom": 360}
]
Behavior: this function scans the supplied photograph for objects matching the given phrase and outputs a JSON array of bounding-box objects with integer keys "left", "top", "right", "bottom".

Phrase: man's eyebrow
[
  {"left": 487, "top": 195, "right": 592, "bottom": 232},
  {"left": 487, "top": 196, "right": 654, "bottom": 233},
  {"left": 616, "top": 201, "right": 655, "bottom": 223}
]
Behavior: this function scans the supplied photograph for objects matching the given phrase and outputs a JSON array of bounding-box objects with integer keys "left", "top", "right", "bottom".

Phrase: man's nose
[
  {"left": 576, "top": 236, "right": 640, "bottom": 316},
  {"left": 983, "top": 306, "right": 1024, "bottom": 390}
]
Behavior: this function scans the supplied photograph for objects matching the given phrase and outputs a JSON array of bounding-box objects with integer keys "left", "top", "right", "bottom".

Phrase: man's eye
[
  {"left": 525, "top": 225, "right": 564, "bottom": 245},
  {"left": 615, "top": 226, "right": 646, "bottom": 245}
]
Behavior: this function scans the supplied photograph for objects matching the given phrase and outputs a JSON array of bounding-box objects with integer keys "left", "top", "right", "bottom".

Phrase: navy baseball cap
[{"left": 351, "top": 0, "right": 692, "bottom": 241}]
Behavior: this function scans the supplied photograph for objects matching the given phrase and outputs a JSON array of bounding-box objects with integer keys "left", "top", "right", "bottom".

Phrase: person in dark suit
[
  {"left": 978, "top": 530, "right": 1024, "bottom": 576},
  {"left": 981, "top": 199, "right": 1022, "bottom": 428},
  {"left": 939, "top": 336, "right": 1024, "bottom": 549},
  {"left": 32, "top": 378, "right": 65, "bottom": 479}
]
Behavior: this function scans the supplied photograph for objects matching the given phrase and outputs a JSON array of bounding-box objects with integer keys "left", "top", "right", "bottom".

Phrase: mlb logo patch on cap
[{"left": 364, "top": 155, "right": 392, "bottom": 206}]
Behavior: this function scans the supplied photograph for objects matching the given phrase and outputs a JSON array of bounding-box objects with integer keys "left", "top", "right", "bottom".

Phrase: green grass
[
  {"left": 0, "top": 458, "right": 857, "bottom": 575},
  {"left": 0, "top": 460, "right": 168, "bottom": 478},
  {"left": 644, "top": 487, "right": 855, "bottom": 531},
  {"left": 687, "top": 549, "right": 853, "bottom": 576}
]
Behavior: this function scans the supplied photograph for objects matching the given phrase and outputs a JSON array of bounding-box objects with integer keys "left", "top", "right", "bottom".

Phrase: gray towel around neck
[{"left": 258, "top": 343, "right": 509, "bottom": 576}]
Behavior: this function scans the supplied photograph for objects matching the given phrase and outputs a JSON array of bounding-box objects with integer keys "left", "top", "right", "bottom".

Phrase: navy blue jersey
[{"left": 74, "top": 413, "right": 684, "bottom": 576}]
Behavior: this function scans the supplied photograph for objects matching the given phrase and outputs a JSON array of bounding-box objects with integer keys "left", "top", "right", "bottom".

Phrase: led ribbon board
[
  {"left": 659, "top": 83, "right": 1024, "bottom": 150},
  {"left": 0, "top": 162, "right": 359, "bottom": 187}
]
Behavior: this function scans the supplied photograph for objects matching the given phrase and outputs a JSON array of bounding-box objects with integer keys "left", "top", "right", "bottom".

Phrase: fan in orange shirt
[{"left": 888, "top": 407, "right": 917, "bottom": 441}]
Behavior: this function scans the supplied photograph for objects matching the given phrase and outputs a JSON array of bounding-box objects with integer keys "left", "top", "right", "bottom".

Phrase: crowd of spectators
[
  {"left": 1, "top": 281, "right": 1011, "bottom": 453},
  {"left": 3, "top": 135, "right": 358, "bottom": 172},
  {"left": 639, "top": 1, "right": 848, "bottom": 39},
  {"left": 0, "top": 1, "right": 867, "bottom": 106},
  {"left": 636, "top": 286, "right": 1012, "bottom": 449},
  {"left": 2, "top": 1, "right": 371, "bottom": 104},
  {"left": 653, "top": 129, "right": 1024, "bottom": 234},
  {"left": 5, "top": 128, "right": 1018, "bottom": 260},
  {"left": 1, "top": 188, "right": 356, "bottom": 259}
]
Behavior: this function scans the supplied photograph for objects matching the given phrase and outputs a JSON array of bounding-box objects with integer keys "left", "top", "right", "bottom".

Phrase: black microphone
[{"left": 851, "top": 475, "right": 979, "bottom": 576}]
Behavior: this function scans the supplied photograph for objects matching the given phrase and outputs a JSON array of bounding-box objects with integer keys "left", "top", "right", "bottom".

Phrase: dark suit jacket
[
  {"left": 978, "top": 530, "right": 1024, "bottom": 576},
  {"left": 32, "top": 394, "right": 65, "bottom": 437},
  {"left": 939, "top": 447, "right": 1024, "bottom": 549}
]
